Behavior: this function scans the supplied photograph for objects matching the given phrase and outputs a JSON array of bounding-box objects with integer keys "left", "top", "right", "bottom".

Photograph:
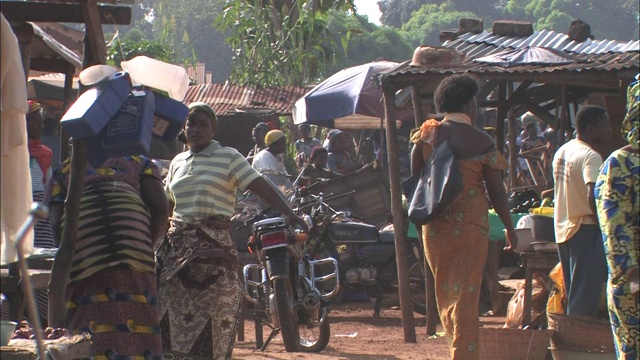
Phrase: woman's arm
[
  {"left": 247, "top": 176, "right": 307, "bottom": 231},
  {"left": 483, "top": 166, "right": 516, "bottom": 250},
  {"left": 140, "top": 176, "right": 170, "bottom": 245}
]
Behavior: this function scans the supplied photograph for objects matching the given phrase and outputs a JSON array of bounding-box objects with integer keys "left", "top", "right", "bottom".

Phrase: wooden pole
[
  {"left": 495, "top": 81, "right": 507, "bottom": 155},
  {"left": 507, "top": 81, "right": 517, "bottom": 191},
  {"left": 383, "top": 87, "right": 416, "bottom": 343},
  {"left": 559, "top": 85, "right": 569, "bottom": 145},
  {"left": 411, "top": 85, "right": 423, "bottom": 128},
  {"left": 409, "top": 84, "right": 437, "bottom": 336},
  {"left": 48, "top": 0, "right": 105, "bottom": 328}
]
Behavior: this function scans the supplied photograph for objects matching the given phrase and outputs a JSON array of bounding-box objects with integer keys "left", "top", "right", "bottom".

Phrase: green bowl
[{"left": 0, "top": 320, "right": 17, "bottom": 346}]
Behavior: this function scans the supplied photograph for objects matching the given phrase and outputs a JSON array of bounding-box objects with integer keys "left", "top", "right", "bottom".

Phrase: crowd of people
[{"left": 1, "top": 71, "right": 637, "bottom": 360}]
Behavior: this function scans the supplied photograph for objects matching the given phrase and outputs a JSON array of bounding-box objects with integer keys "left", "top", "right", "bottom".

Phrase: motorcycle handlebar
[{"left": 295, "top": 190, "right": 356, "bottom": 212}]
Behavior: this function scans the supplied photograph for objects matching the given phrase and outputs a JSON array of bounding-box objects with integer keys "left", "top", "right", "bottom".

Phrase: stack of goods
[{"left": 61, "top": 57, "right": 190, "bottom": 167}]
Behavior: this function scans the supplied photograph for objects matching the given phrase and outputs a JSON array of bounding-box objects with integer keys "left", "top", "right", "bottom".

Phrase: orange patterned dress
[{"left": 414, "top": 123, "right": 508, "bottom": 359}]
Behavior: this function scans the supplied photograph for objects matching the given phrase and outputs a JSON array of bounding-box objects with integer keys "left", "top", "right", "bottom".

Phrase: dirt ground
[{"left": 231, "top": 298, "right": 509, "bottom": 360}]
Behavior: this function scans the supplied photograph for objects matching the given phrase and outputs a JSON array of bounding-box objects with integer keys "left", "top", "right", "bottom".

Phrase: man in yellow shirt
[{"left": 553, "top": 105, "right": 612, "bottom": 317}]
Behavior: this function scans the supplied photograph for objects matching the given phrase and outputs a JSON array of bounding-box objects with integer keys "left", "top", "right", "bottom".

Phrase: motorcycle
[
  {"left": 290, "top": 186, "right": 427, "bottom": 317},
  {"left": 241, "top": 211, "right": 339, "bottom": 352}
]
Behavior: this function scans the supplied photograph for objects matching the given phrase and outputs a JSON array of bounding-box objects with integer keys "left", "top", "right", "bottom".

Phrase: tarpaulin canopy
[
  {"left": 293, "top": 61, "right": 414, "bottom": 128},
  {"left": 473, "top": 46, "right": 574, "bottom": 67}
]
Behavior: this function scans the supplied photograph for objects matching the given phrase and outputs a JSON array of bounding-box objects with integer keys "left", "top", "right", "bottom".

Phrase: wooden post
[
  {"left": 48, "top": 0, "right": 104, "bottom": 328},
  {"left": 410, "top": 84, "right": 437, "bottom": 336},
  {"left": 507, "top": 82, "right": 517, "bottom": 191},
  {"left": 383, "top": 87, "right": 416, "bottom": 343},
  {"left": 559, "top": 85, "right": 569, "bottom": 145},
  {"left": 48, "top": 139, "right": 87, "bottom": 327},
  {"left": 495, "top": 81, "right": 506, "bottom": 155},
  {"left": 411, "top": 85, "right": 423, "bottom": 128},
  {"left": 60, "top": 64, "right": 76, "bottom": 163}
]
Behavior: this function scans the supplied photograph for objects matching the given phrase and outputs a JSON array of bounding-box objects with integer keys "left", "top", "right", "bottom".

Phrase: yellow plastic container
[{"left": 530, "top": 206, "right": 554, "bottom": 217}]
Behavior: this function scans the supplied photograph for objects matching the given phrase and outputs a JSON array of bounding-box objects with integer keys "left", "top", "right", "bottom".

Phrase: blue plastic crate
[
  {"left": 101, "top": 89, "right": 155, "bottom": 158},
  {"left": 61, "top": 72, "right": 131, "bottom": 139},
  {"left": 152, "top": 91, "right": 189, "bottom": 141}
]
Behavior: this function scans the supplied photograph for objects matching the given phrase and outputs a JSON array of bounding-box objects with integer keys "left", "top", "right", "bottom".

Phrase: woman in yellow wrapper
[
  {"left": 595, "top": 75, "right": 639, "bottom": 360},
  {"left": 410, "top": 74, "right": 517, "bottom": 359}
]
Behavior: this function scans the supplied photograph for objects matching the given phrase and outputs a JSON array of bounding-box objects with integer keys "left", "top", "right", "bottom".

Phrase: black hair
[
  {"left": 575, "top": 105, "right": 607, "bottom": 135},
  {"left": 433, "top": 74, "right": 479, "bottom": 113}
]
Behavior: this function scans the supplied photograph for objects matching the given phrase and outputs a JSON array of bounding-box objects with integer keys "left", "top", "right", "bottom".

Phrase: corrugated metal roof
[
  {"left": 378, "top": 30, "right": 639, "bottom": 83},
  {"left": 456, "top": 30, "right": 639, "bottom": 55},
  {"left": 183, "top": 84, "right": 308, "bottom": 117}
]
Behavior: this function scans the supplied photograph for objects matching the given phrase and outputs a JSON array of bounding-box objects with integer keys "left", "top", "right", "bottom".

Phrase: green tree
[
  {"left": 401, "top": 1, "right": 477, "bottom": 46},
  {"left": 502, "top": 0, "right": 638, "bottom": 40},
  {"left": 107, "top": 39, "right": 173, "bottom": 68},
  {"left": 324, "top": 10, "right": 413, "bottom": 74},
  {"left": 215, "top": 0, "right": 357, "bottom": 87}
]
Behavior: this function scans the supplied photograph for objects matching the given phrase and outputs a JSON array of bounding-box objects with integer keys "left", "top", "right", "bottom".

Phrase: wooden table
[
  {"left": 1, "top": 250, "right": 55, "bottom": 323},
  {"left": 520, "top": 251, "right": 559, "bottom": 328},
  {"left": 1, "top": 335, "right": 91, "bottom": 359}
]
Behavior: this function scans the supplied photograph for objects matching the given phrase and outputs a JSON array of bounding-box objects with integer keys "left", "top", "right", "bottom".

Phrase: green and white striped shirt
[{"left": 165, "top": 140, "right": 261, "bottom": 220}]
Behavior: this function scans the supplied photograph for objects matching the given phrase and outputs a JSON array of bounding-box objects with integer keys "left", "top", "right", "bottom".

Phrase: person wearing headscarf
[
  {"left": 294, "top": 124, "right": 321, "bottom": 168},
  {"left": 246, "top": 122, "right": 269, "bottom": 164},
  {"left": 24, "top": 100, "right": 56, "bottom": 326},
  {"left": 326, "top": 130, "right": 361, "bottom": 175},
  {"left": 252, "top": 129, "right": 294, "bottom": 191},
  {"left": 595, "top": 75, "right": 639, "bottom": 360},
  {"left": 157, "top": 103, "right": 306, "bottom": 358}
]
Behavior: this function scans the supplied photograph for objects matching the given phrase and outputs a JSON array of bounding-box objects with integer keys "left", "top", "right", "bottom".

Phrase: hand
[
  {"left": 288, "top": 214, "right": 309, "bottom": 233},
  {"left": 504, "top": 228, "right": 517, "bottom": 251}
]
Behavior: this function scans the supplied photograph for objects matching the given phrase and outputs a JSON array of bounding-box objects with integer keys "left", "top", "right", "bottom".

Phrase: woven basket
[
  {"left": 479, "top": 328, "right": 552, "bottom": 360},
  {"left": 547, "top": 313, "right": 615, "bottom": 353}
]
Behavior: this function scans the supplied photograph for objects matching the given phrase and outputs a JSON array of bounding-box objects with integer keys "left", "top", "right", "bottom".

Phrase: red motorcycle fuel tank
[{"left": 328, "top": 221, "right": 379, "bottom": 244}]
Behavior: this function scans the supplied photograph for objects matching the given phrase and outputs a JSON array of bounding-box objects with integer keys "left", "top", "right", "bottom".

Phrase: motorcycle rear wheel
[
  {"left": 299, "top": 307, "right": 331, "bottom": 352},
  {"left": 273, "top": 278, "right": 300, "bottom": 352}
]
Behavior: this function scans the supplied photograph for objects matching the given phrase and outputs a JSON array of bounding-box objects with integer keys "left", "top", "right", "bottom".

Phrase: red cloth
[{"left": 28, "top": 139, "right": 52, "bottom": 182}]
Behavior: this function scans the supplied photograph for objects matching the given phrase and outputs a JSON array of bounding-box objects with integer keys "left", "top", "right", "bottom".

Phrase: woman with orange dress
[{"left": 410, "top": 74, "right": 517, "bottom": 359}]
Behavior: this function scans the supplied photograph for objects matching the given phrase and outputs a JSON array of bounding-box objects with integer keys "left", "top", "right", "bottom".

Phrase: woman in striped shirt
[{"left": 157, "top": 102, "right": 306, "bottom": 359}]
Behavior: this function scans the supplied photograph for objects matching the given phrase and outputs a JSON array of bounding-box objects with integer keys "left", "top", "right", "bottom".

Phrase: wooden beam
[
  {"left": 81, "top": 0, "right": 107, "bottom": 66},
  {"left": 44, "top": 0, "right": 135, "bottom": 4},
  {"left": 1, "top": 1, "right": 132, "bottom": 25},
  {"left": 382, "top": 87, "right": 416, "bottom": 343},
  {"left": 495, "top": 81, "right": 507, "bottom": 155},
  {"left": 29, "top": 58, "right": 75, "bottom": 74},
  {"left": 477, "top": 79, "right": 501, "bottom": 103}
]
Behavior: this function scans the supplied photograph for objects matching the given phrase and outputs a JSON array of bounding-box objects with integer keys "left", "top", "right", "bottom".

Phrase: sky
[{"left": 354, "top": 0, "right": 382, "bottom": 25}]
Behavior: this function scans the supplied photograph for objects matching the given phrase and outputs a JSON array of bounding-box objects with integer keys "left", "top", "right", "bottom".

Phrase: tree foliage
[
  {"left": 324, "top": 10, "right": 413, "bottom": 74},
  {"left": 401, "top": 1, "right": 476, "bottom": 46},
  {"left": 215, "top": 0, "right": 357, "bottom": 87},
  {"left": 107, "top": 39, "right": 173, "bottom": 68}
]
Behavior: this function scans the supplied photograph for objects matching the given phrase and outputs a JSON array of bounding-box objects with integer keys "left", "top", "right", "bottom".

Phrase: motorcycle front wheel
[
  {"left": 273, "top": 278, "right": 300, "bottom": 352},
  {"left": 408, "top": 255, "right": 427, "bottom": 316},
  {"left": 299, "top": 307, "right": 330, "bottom": 352}
]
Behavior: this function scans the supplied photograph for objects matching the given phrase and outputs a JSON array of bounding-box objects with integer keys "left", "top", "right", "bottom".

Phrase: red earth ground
[{"left": 231, "top": 298, "right": 510, "bottom": 360}]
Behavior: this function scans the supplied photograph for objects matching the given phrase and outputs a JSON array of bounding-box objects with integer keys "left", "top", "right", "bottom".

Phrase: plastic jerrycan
[{"left": 121, "top": 56, "right": 190, "bottom": 101}]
